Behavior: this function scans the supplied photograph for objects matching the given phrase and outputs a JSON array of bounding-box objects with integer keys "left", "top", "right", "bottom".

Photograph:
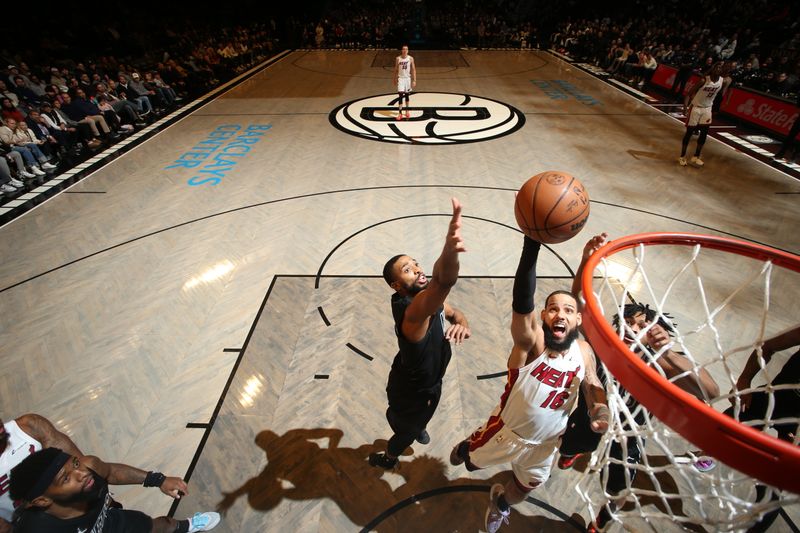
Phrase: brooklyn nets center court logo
[{"left": 329, "top": 92, "right": 525, "bottom": 144}]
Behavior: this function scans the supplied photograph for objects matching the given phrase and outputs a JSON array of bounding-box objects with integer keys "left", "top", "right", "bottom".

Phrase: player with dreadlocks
[{"left": 555, "top": 233, "right": 720, "bottom": 532}]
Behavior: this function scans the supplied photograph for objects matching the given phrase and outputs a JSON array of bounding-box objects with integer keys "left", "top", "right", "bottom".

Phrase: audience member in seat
[
  {"left": 1, "top": 98, "right": 26, "bottom": 122},
  {"left": 0, "top": 82, "right": 19, "bottom": 108},
  {"left": 61, "top": 91, "right": 116, "bottom": 141},
  {"left": 143, "top": 71, "right": 176, "bottom": 107},
  {"left": 2, "top": 138, "right": 35, "bottom": 178},
  {"left": 95, "top": 83, "right": 144, "bottom": 126},
  {"left": 0, "top": 118, "right": 53, "bottom": 177},
  {"left": 25, "top": 110, "right": 62, "bottom": 156},
  {"left": 117, "top": 73, "right": 153, "bottom": 117},
  {"left": 130, "top": 72, "right": 165, "bottom": 111},
  {"left": 39, "top": 101, "right": 85, "bottom": 151},
  {"left": 0, "top": 151, "right": 25, "bottom": 196}
]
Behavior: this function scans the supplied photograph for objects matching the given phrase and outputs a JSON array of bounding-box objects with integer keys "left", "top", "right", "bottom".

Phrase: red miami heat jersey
[
  {"left": 491, "top": 340, "right": 584, "bottom": 443},
  {"left": 0, "top": 420, "right": 42, "bottom": 521}
]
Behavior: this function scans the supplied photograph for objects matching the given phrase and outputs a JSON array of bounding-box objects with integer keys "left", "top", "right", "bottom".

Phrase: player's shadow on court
[{"left": 216, "top": 427, "right": 585, "bottom": 532}]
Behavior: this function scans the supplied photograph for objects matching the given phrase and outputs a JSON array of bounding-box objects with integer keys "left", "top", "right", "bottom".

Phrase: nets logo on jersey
[{"left": 329, "top": 92, "right": 525, "bottom": 145}]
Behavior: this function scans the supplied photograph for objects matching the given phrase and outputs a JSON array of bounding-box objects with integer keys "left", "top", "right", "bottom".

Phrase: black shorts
[
  {"left": 106, "top": 508, "right": 153, "bottom": 533},
  {"left": 604, "top": 436, "right": 642, "bottom": 496}
]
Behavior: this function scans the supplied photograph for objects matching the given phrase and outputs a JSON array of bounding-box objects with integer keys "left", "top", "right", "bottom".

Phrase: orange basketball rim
[{"left": 580, "top": 232, "right": 800, "bottom": 494}]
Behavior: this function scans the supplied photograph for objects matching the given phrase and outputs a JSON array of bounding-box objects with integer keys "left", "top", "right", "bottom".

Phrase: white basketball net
[{"left": 575, "top": 240, "right": 800, "bottom": 532}]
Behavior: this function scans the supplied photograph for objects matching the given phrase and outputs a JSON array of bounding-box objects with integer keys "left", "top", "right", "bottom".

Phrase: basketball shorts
[
  {"left": 687, "top": 105, "right": 712, "bottom": 126},
  {"left": 397, "top": 78, "right": 412, "bottom": 94},
  {"left": 106, "top": 508, "right": 153, "bottom": 532},
  {"left": 468, "top": 423, "right": 559, "bottom": 489}
]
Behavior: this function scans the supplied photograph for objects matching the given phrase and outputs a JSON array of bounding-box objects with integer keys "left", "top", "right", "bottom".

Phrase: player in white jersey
[
  {"left": 0, "top": 414, "right": 82, "bottom": 528},
  {"left": 679, "top": 62, "right": 724, "bottom": 167},
  {"left": 450, "top": 236, "right": 609, "bottom": 533},
  {"left": 394, "top": 45, "right": 416, "bottom": 120}
]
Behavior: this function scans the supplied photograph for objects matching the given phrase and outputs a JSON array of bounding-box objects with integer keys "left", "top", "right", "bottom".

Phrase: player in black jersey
[
  {"left": 727, "top": 324, "right": 800, "bottom": 533},
  {"left": 369, "top": 198, "right": 471, "bottom": 470},
  {"left": 554, "top": 233, "right": 719, "bottom": 532},
  {"left": 9, "top": 448, "right": 220, "bottom": 532}
]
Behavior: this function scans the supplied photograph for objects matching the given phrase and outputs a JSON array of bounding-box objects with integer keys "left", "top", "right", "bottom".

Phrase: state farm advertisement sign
[
  {"left": 650, "top": 64, "right": 702, "bottom": 95},
  {"left": 721, "top": 88, "right": 799, "bottom": 136},
  {"left": 650, "top": 64, "right": 676, "bottom": 89}
]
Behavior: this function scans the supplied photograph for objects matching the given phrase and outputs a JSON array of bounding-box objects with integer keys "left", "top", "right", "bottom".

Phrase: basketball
[{"left": 514, "top": 171, "right": 590, "bottom": 244}]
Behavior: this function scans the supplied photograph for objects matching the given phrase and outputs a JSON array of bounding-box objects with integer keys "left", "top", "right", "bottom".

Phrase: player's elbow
[
  {"left": 703, "top": 379, "right": 720, "bottom": 399},
  {"left": 510, "top": 330, "right": 535, "bottom": 351},
  {"left": 433, "top": 274, "right": 457, "bottom": 290}
]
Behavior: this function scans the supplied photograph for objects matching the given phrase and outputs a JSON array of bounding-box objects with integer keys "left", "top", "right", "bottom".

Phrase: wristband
[{"left": 143, "top": 471, "right": 166, "bottom": 487}]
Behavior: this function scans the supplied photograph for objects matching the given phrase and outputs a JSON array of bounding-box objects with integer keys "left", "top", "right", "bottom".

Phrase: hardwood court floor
[{"left": 0, "top": 50, "right": 797, "bottom": 531}]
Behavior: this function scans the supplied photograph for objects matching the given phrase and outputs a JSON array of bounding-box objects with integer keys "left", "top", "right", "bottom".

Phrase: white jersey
[
  {"left": 0, "top": 420, "right": 43, "bottom": 521},
  {"left": 691, "top": 76, "right": 723, "bottom": 108},
  {"left": 494, "top": 340, "right": 585, "bottom": 443},
  {"left": 397, "top": 55, "right": 413, "bottom": 79}
]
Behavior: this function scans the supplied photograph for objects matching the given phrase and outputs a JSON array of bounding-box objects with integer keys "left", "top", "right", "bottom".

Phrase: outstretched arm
[
  {"left": 571, "top": 233, "right": 608, "bottom": 308},
  {"left": 580, "top": 341, "right": 609, "bottom": 433},
  {"left": 647, "top": 324, "right": 720, "bottom": 401},
  {"left": 402, "top": 198, "right": 466, "bottom": 341},
  {"left": 734, "top": 325, "right": 800, "bottom": 410},
  {"left": 83, "top": 455, "right": 189, "bottom": 499},
  {"left": 16, "top": 414, "right": 82, "bottom": 458},
  {"left": 508, "top": 236, "right": 544, "bottom": 369}
]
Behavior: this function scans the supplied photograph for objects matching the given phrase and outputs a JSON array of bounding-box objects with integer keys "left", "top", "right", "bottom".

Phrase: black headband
[{"left": 26, "top": 450, "right": 70, "bottom": 501}]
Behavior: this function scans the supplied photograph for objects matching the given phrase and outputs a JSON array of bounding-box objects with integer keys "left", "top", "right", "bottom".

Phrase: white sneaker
[
  {"left": 9, "top": 178, "right": 23, "bottom": 187},
  {"left": 678, "top": 157, "right": 687, "bottom": 166},
  {"left": 690, "top": 156, "right": 704, "bottom": 167},
  {"left": 485, "top": 483, "right": 511, "bottom": 533},
  {"left": 186, "top": 511, "right": 220, "bottom": 532},
  {"left": 1, "top": 184, "right": 17, "bottom": 193},
  {"left": 41, "top": 162, "right": 57, "bottom": 170},
  {"left": 31, "top": 166, "right": 46, "bottom": 176},
  {"left": 20, "top": 170, "right": 36, "bottom": 179}
]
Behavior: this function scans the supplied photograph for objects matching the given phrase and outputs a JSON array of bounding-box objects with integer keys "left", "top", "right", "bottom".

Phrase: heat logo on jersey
[
  {"left": 329, "top": 92, "right": 525, "bottom": 145},
  {"left": 529, "top": 361, "right": 579, "bottom": 388},
  {"left": 530, "top": 361, "right": 579, "bottom": 410}
]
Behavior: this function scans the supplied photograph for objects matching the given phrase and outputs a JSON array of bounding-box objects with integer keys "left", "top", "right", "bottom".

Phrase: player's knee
[{"left": 150, "top": 517, "right": 179, "bottom": 533}]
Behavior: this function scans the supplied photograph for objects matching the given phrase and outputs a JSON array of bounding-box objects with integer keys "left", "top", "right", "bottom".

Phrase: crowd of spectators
[
  {"left": 296, "top": 0, "right": 798, "bottom": 101},
  {"left": 1, "top": 23, "right": 278, "bottom": 202},
  {"left": 296, "top": 0, "right": 542, "bottom": 50},
  {"left": 4, "top": 1, "right": 800, "bottom": 202},
  {"left": 549, "top": 0, "right": 800, "bottom": 100}
]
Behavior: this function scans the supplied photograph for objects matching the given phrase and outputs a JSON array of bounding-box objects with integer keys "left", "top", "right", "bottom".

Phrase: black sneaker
[
  {"left": 416, "top": 430, "right": 430, "bottom": 445},
  {"left": 450, "top": 441, "right": 467, "bottom": 466},
  {"left": 368, "top": 453, "right": 398, "bottom": 470},
  {"left": 587, "top": 504, "right": 613, "bottom": 532}
]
